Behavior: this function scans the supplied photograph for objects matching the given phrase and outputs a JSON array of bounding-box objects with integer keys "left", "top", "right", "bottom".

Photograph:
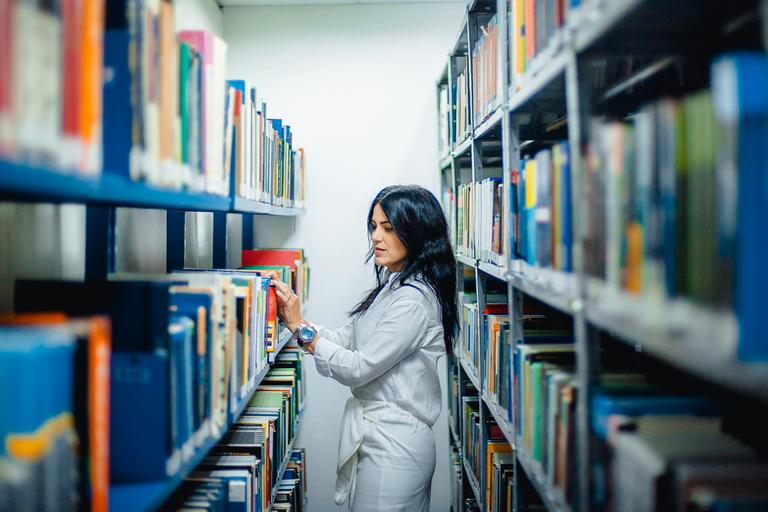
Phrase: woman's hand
[{"left": 261, "top": 270, "right": 304, "bottom": 333}]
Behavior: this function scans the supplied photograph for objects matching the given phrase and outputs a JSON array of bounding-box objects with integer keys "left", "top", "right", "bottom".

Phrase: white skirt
[{"left": 350, "top": 405, "right": 436, "bottom": 512}]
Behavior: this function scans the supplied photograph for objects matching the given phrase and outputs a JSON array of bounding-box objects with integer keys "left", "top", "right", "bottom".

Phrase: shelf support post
[
  {"left": 213, "top": 212, "right": 228, "bottom": 269},
  {"left": 166, "top": 210, "right": 186, "bottom": 272},
  {"left": 85, "top": 205, "right": 116, "bottom": 280},
  {"left": 242, "top": 214, "right": 254, "bottom": 251}
]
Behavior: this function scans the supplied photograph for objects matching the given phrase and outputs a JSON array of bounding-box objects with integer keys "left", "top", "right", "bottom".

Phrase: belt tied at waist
[{"left": 334, "top": 397, "right": 430, "bottom": 506}]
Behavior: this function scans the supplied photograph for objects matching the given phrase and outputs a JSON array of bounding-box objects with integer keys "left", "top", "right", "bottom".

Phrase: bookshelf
[
  {"left": 439, "top": 0, "right": 768, "bottom": 511},
  {"left": 0, "top": 4, "right": 309, "bottom": 509}
]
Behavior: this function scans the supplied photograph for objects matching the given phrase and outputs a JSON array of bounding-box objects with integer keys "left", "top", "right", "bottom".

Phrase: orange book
[
  {"left": 233, "top": 89, "right": 243, "bottom": 195},
  {"left": 158, "top": 0, "right": 176, "bottom": 166},
  {"left": 525, "top": 0, "right": 536, "bottom": 60},
  {"left": 0, "top": 313, "right": 112, "bottom": 512},
  {"left": 79, "top": 0, "right": 105, "bottom": 174}
]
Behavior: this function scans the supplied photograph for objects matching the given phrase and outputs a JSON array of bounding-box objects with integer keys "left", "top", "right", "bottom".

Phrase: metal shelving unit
[{"left": 438, "top": 0, "right": 768, "bottom": 510}]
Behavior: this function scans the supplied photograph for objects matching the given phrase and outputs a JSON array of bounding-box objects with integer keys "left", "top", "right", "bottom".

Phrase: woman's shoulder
[{"left": 390, "top": 276, "right": 439, "bottom": 309}]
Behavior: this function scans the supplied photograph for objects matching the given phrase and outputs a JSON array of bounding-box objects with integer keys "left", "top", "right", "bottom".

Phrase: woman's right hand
[{"left": 260, "top": 270, "right": 304, "bottom": 332}]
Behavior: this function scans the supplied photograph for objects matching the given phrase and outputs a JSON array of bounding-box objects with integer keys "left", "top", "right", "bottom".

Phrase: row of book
[
  {"left": 513, "top": 141, "right": 572, "bottom": 272},
  {"left": 439, "top": 85, "right": 452, "bottom": 158},
  {"left": 592, "top": 377, "right": 768, "bottom": 511},
  {"left": 584, "top": 53, "right": 768, "bottom": 360},
  {"left": 0, "top": 0, "right": 104, "bottom": 173},
  {"left": 458, "top": 382, "right": 514, "bottom": 512},
  {"left": 476, "top": 176, "right": 508, "bottom": 267},
  {"left": 509, "top": 0, "right": 581, "bottom": 90},
  {"left": 0, "top": 0, "right": 308, "bottom": 207},
  {"left": 515, "top": 343, "right": 576, "bottom": 504},
  {"left": 0, "top": 317, "right": 110, "bottom": 512},
  {"left": 172, "top": 449, "right": 305, "bottom": 512},
  {"left": 227, "top": 81, "right": 306, "bottom": 208},
  {"left": 456, "top": 182, "right": 476, "bottom": 258},
  {"left": 1, "top": 249, "right": 307, "bottom": 509},
  {"left": 172, "top": 349, "right": 305, "bottom": 512},
  {"left": 472, "top": 14, "right": 501, "bottom": 127},
  {"left": 455, "top": 66, "right": 472, "bottom": 145},
  {"left": 241, "top": 249, "right": 310, "bottom": 311}
]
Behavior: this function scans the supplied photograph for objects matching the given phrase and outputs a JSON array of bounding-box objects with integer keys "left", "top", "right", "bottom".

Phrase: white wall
[{"left": 223, "top": 3, "right": 466, "bottom": 510}]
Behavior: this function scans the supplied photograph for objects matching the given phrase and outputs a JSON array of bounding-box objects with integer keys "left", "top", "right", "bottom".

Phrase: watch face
[{"left": 299, "top": 326, "right": 316, "bottom": 343}]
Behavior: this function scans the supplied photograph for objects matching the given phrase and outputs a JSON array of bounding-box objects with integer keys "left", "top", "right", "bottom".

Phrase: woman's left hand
[{"left": 261, "top": 270, "right": 304, "bottom": 332}]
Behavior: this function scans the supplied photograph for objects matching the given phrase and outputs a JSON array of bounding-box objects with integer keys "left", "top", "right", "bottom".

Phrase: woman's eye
[{"left": 384, "top": 227, "right": 393, "bottom": 233}]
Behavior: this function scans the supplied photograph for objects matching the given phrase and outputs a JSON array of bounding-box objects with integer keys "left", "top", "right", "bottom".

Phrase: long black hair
[{"left": 350, "top": 185, "right": 458, "bottom": 354}]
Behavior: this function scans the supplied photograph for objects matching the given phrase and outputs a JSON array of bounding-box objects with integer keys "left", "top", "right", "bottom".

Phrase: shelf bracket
[
  {"left": 166, "top": 210, "right": 186, "bottom": 273},
  {"left": 85, "top": 205, "right": 116, "bottom": 280},
  {"left": 213, "top": 212, "right": 228, "bottom": 269}
]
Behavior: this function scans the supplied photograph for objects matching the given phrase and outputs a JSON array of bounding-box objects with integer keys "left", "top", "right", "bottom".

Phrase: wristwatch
[{"left": 292, "top": 321, "right": 318, "bottom": 347}]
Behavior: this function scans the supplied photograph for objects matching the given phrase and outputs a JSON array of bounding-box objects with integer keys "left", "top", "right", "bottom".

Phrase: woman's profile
[{"left": 264, "top": 184, "right": 458, "bottom": 512}]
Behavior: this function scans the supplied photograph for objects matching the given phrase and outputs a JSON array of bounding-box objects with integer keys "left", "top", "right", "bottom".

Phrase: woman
[{"left": 265, "top": 184, "right": 458, "bottom": 511}]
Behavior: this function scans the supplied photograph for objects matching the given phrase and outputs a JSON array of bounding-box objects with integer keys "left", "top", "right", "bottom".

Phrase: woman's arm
[
  {"left": 312, "top": 294, "right": 432, "bottom": 388},
  {"left": 261, "top": 270, "right": 352, "bottom": 352}
]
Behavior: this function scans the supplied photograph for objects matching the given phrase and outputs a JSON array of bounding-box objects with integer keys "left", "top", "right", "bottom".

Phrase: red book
[
  {"left": 484, "top": 304, "right": 508, "bottom": 315},
  {"left": 266, "top": 283, "right": 277, "bottom": 352},
  {"left": 61, "top": 0, "right": 81, "bottom": 168}
]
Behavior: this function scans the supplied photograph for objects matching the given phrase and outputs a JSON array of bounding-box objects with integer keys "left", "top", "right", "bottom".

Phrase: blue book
[
  {"left": 711, "top": 53, "right": 768, "bottom": 360},
  {"left": 111, "top": 351, "right": 170, "bottom": 482},
  {"left": 591, "top": 392, "right": 721, "bottom": 441},
  {"left": 170, "top": 289, "right": 214, "bottom": 432},
  {"left": 559, "top": 141, "right": 572, "bottom": 272},
  {"left": 526, "top": 157, "right": 538, "bottom": 266},
  {"left": 169, "top": 316, "right": 195, "bottom": 454},
  {"left": 103, "top": 29, "right": 132, "bottom": 180},
  {"left": 518, "top": 158, "right": 528, "bottom": 261},
  {"left": 535, "top": 149, "right": 552, "bottom": 267}
]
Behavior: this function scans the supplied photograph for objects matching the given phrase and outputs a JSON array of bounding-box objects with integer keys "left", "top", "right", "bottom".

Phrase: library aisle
[{"left": 4, "top": 0, "right": 768, "bottom": 510}]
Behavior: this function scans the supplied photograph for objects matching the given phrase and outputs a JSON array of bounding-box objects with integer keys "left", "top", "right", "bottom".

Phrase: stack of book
[
  {"left": 490, "top": 451, "right": 514, "bottom": 512},
  {"left": 472, "top": 14, "right": 500, "bottom": 127},
  {"left": 591, "top": 381, "right": 768, "bottom": 512},
  {"left": 485, "top": 422, "right": 513, "bottom": 512},
  {"left": 458, "top": 291, "right": 480, "bottom": 372},
  {"left": 457, "top": 181, "right": 475, "bottom": 258},
  {"left": 454, "top": 66, "right": 471, "bottom": 144},
  {"left": 242, "top": 248, "right": 310, "bottom": 310},
  {"left": 510, "top": 0, "right": 581, "bottom": 89},
  {"left": 481, "top": 306, "right": 509, "bottom": 410},
  {"left": 513, "top": 141, "right": 572, "bottom": 272},
  {"left": 105, "top": 0, "right": 230, "bottom": 194},
  {"left": 226, "top": 81, "right": 306, "bottom": 208},
  {"left": 0, "top": 0, "right": 104, "bottom": 173},
  {"left": 461, "top": 394, "right": 481, "bottom": 483},
  {"left": 585, "top": 52, "right": 768, "bottom": 360},
  {"left": 515, "top": 342, "right": 576, "bottom": 502},
  {"left": 183, "top": 349, "right": 304, "bottom": 512},
  {"left": 475, "top": 176, "right": 508, "bottom": 267},
  {"left": 12, "top": 268, "right": 289, "bottom": 487},
  {"left": 0, "top": 316, "right": 111, "bottom": 512},
  {"left": 439, "top": 84, "right": 451, "bottom": 158}
]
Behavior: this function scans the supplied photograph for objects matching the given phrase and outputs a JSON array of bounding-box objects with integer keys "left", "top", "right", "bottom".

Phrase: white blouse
[{"left": 311, "top": 271, "right": 447, "bottom": 426}]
